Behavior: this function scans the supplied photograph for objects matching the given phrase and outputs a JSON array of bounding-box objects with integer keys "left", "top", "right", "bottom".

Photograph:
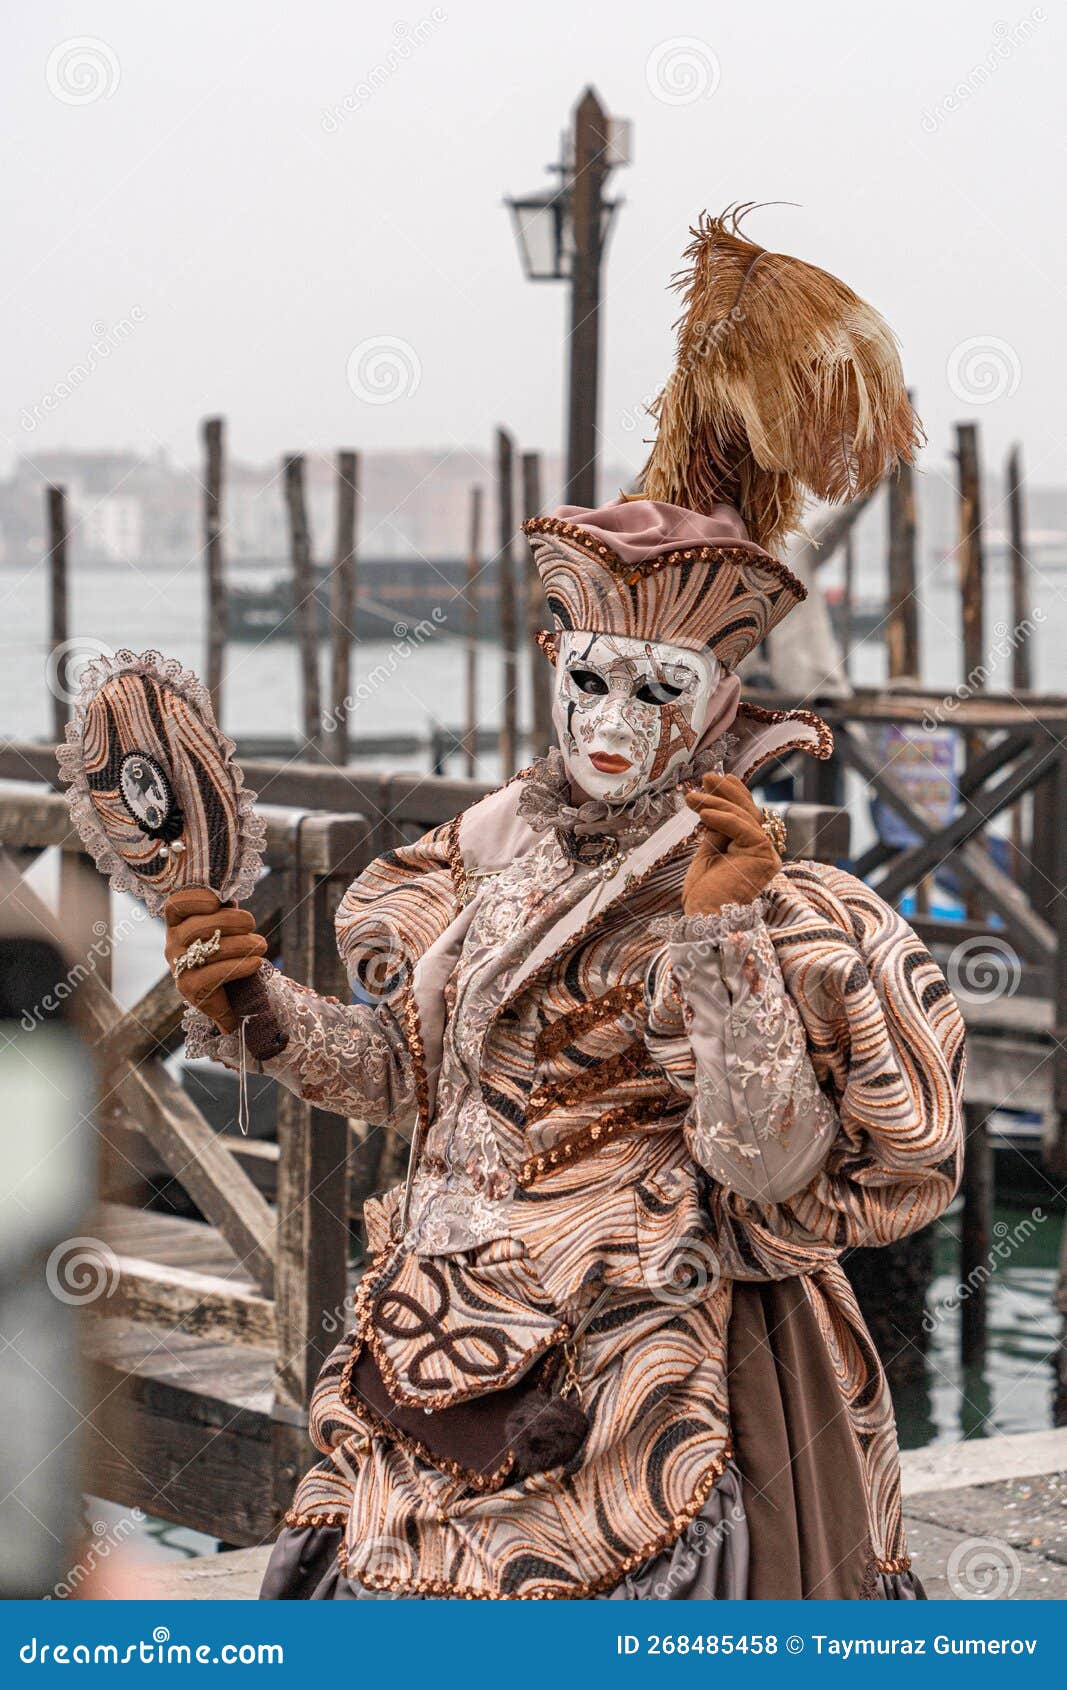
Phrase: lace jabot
[{"left": 517, "top": 738, "right": 735, "bottom": 847}]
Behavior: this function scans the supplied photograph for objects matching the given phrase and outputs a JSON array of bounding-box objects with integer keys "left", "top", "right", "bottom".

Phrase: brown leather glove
[
  {"left": 682, "top": 773, "right": 783, "bottom": 917},
  {"left": 164, "top": 889, "right": 267, "bottom": 1034}
]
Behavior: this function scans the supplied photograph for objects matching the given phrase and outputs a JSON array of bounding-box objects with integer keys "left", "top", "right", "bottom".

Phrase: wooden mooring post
[
  {"left": 522, "top": 450, "right": 553, "bottom": 758},
  {"left": 1006, "top": 446, "right": 1031, "bottom": 878},
  {"left": 955, "top": 423, "right": 986, "bottom": 939},
  {"left": 324, "top": 450, "right": 359, "bottom": 766},
  {"left": 839, "top": 529, "right": 855, "bottom": 681},
  {"left": 956, "top": 423, "right": 986, "bottom": 686},
  {"left": 886, "top": 456, "right": 919, "bottom": 682},
  {"left": 202, "top": 416, "right": 226, "bottom": 721},
  {"left": 46, "top": 485, "right": 69, "bottom": 744},
  {"left": 43, "top": 485, "right": 109, "bottom": 980},
  {"left": 496, "top": 428, "right": 518, "bottom": 776},
  {"left": 283, "top": 453, "right": 323, "bottom": 762},
  {"left": 850, "top": 459, "right": 936, "bottom": 1371},
  {"left": 960, "top": 1104, "right": 994, "bottom": 1368},
  {"left": 953, "top": 425, "right": 991, "bottom": 1376},
  {"left": 463, "top": 484, "right": 482, "bottom": 778},
  {"left": 1007, "top": 445, "right": 1032, "bottom": 693},
  {"left": 565, "top": 87, "right": 611, "bottom": 508}
]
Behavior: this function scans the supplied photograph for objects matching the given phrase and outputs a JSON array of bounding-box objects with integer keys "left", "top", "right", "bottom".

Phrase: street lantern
[
  {"left": 506, "top": 187, "right": 568, "bottom": 282},
  {"left": 506, "top": 149, "right": 622, "bottom": 284},
  {"left": 505, "top": 88, "right": 629, "bottom": 507}
]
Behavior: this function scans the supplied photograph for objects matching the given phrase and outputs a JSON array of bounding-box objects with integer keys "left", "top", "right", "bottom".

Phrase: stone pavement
[{"left": 129, "top": 1427, "right": 1067, "bottom": 1601}]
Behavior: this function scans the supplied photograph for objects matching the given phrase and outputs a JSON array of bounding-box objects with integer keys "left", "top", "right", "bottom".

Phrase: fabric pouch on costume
[
  {"left": 359, "top": 1246, "right": 567, "bottom": 1408},
  {"left": 342, "top": 1341, "right": 555, "bottom": 1492}
]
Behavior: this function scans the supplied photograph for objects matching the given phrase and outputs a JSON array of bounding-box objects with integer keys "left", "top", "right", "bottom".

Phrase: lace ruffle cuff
[
  {"left": 182, "top": 1001, "right": 228, "bottom": 1064},
  {"left": 181, "top": 963, "right": 284, "bottom": 1070},
  {"left": 649, "top": 895, "right": 770, "bottom": 946}
]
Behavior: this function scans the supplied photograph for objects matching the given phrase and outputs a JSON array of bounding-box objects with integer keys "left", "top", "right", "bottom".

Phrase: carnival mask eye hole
[
  {"left": 568, "top": 668, "right": 609, "bottom": 697},
  {"left": 635, "top": 679, "right": 685, "bottom": 707}
]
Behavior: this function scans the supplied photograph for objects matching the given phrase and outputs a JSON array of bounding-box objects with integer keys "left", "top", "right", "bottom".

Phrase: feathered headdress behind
[{"left": 640, "top": 205, "right": 922, "bottom": 552}]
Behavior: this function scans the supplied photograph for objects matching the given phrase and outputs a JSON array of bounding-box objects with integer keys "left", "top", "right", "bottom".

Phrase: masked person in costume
[{"left": 168, "top": 209, "right": 964, "bottom": 1600}]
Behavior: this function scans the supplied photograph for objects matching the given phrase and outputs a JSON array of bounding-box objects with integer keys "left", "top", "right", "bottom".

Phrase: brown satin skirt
[{"left": 727, "top": 1276, "right": 900, "bottom": 1599}]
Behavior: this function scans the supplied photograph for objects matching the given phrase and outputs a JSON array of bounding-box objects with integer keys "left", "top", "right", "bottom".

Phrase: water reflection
[{"left": 894, "top": 1202, "right": 1062, "bottom": 1448}]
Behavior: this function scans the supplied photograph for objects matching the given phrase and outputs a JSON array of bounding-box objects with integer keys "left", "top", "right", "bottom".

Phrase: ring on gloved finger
[
  {"left": 760, "top": 808, "right": 788, "bottom": 856},
  {"left": 172, "top": 928, "right": 223, "bottom": 979}
]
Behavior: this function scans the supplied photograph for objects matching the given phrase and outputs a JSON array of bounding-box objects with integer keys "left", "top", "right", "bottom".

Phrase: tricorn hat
[{"left": 524, "top": 496, "right": 804, "bottom": 668}]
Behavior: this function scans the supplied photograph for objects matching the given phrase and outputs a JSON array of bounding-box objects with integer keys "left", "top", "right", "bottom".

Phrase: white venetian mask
[{"left": 552, "top": 631, "right": 723, "bottom": 805}]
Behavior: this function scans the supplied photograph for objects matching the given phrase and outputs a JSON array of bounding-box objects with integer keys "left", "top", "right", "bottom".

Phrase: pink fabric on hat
[{"left": 548, "top": 497, "right": 758, "bottom": 563}]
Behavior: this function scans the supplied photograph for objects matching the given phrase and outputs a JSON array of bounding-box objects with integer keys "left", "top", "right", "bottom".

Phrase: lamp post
[{"left": 506, "top": 86, "right": 629, "bottom": 508}]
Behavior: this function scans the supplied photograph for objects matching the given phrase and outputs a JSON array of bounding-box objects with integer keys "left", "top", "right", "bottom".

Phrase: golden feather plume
[{"left": 640, "top": 205, "right": 923, "bottom": 551}]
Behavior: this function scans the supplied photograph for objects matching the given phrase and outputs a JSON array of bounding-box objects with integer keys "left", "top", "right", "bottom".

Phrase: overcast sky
[{"left": 5, "top": 1, "right": 1065, "bottom": 493}]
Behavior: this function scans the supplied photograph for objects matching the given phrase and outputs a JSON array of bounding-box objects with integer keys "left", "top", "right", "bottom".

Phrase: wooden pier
[{"left": 0, "top": 759, "right": 849, "bottom": 1551}]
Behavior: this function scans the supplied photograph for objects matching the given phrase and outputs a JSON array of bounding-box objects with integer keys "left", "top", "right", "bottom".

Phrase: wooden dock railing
[{"left": 0, "top": 763, "right": 848, "bottom": 1542}]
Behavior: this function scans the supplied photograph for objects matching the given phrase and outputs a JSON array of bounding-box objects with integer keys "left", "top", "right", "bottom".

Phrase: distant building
[
  {"left": 0, "top": 445, "right": 636, "bottom": 568},
  {"left": 4, "top": 442, "right": 1063, "bottom": 577},
  {"left": 73, "top": 493, "right": 144, "bottom": 563}
]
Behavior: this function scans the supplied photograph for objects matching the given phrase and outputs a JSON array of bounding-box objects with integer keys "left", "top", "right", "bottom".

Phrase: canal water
[{"left": 895, "top": 1200, "right": 1063, "bottom": 1450}]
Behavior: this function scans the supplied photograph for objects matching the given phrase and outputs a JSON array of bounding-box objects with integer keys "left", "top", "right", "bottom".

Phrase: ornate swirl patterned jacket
[{"left": 188, "top": 704, "right": 966, "bottom": 1601}]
